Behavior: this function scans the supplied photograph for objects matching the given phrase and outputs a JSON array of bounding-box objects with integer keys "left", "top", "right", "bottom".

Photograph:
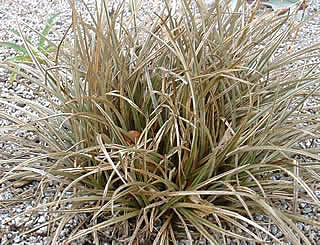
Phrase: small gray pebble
[
  {"left": 303, "top": 207, "right": 313, "bottom": 214},
  {"left": 16, "top": 102, "right": 26, "bottom": 107},
  {"left": 300, "top": 202, "right": 307, "bottom": 208},
  {"left": 255, "top": 215, "right": 264, "bottom": 221},
  {"left": 271, "top": 225, "right": 278, "bottom": 235},
  {"left": 14, "top": 236, "right": 21, "bottom": 243},
  {"left": 36, "top": 226, "right": 48, "bottom": 235},
  {"left": 38, "top": 215, "right": 46, "bottom": 223},
  {"left": 297, "top": 222, "right": 304, "bottom": 230}
]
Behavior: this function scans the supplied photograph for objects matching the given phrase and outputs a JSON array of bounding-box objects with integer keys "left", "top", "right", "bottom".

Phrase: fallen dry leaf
[{"left": 124, "top": 130, "right": 141, "bottom": 144}]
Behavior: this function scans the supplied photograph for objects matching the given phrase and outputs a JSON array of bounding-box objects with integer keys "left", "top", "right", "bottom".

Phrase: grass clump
[{"left": 1, "top": 0, "right": 320, "bottom": 244}]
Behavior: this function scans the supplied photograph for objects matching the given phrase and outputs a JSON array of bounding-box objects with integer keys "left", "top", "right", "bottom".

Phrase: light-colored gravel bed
[{"left": 1, "top": 0, "right": 320, "bottom": 244}]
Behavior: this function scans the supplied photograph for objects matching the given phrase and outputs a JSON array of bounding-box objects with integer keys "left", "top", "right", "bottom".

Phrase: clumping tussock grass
[{"left": 1, "top": 0, "right": 320, "bottom": 244}]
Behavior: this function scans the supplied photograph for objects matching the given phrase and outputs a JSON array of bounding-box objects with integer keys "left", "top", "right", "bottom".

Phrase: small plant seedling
[{"left": 0, "top": 12, "right": 61, "bottom": 83}]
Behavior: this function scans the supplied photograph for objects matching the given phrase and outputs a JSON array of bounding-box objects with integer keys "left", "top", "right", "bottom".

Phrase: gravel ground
[{"left": 0, "top": 0, "right": 320, "bottom": 244}]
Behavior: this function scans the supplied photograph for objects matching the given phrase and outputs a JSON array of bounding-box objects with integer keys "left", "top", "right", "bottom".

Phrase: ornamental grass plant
[{"left": 1, "top": 0, "right": 320, "bottom": 244}]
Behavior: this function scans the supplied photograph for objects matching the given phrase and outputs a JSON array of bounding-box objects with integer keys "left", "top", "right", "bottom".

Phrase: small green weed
[{"left": 0, "top": 13, "right": 61, "bottom": 83}]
